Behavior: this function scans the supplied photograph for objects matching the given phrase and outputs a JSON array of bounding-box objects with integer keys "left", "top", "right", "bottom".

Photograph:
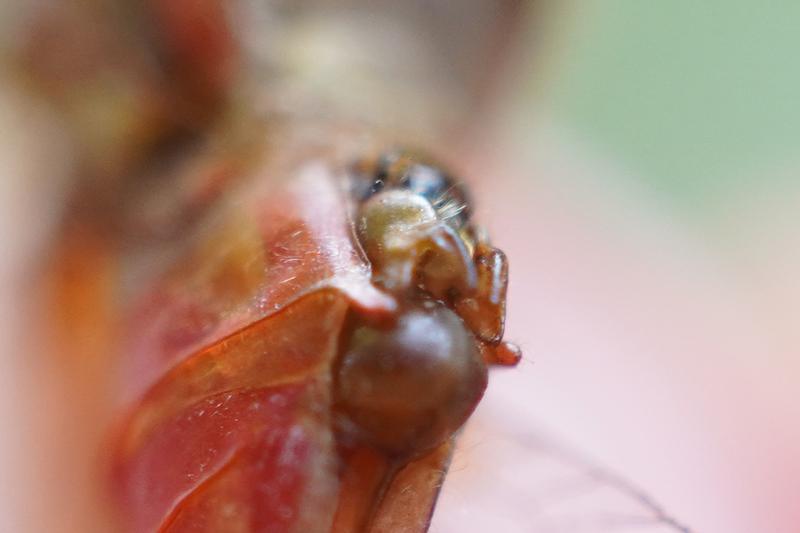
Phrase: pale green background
[{"left": 527, "top": 2, "right": 799, "bottom": 211}]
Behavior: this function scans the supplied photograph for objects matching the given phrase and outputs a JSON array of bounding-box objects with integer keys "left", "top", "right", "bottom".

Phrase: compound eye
[
  {"left": 399, "top": 164, "right": 449, "bottom": 199},
  {"left": 350, "top": 153, "right": 473, "bottom": 230},
  {"left": 349, "top": 155, "right": 390, "bottom": 201},
  {"left": 391, "top": 163, "right": 470, "bottom": 229}
]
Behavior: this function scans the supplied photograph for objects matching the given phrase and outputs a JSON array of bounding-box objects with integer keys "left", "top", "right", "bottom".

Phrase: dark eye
[
  {"left": 351, "top": 151, "right": 473, "bottom": 230},
  {"left": 349, "top": 152, "right": 394, "bottom": 200},
  {"left": 369, "top": 178, "right": 385, "bottom": 196},
  {"left": 401, "top": 163, "right": 449, "bottom": 199},
  {"left": 400, "top": 163, "right": 472, "bottom": 229}
]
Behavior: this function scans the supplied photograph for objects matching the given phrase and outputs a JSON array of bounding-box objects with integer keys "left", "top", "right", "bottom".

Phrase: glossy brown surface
[
  {"left": 454, "top": 243, "right": 509, "bottom": 344},
  {"left": 334, "top": 303, "right": 488, "bottom": 456}
]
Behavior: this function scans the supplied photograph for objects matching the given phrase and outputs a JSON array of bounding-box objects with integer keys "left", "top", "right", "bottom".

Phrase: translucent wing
[{"left": 433, "top": 418, "right": 691, "bottom": 533}]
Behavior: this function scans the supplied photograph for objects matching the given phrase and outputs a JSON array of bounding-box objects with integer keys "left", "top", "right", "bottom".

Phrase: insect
[
  {"left": 109, "top": 136, "right": 520, "bottom": 532},
  {"left": 19, "top": 1, "right": 690, "bottom": 532}
]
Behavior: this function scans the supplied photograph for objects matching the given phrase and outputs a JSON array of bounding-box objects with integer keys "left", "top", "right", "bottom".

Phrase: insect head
[{"left": 333, "top": 150, "right": 520, "bottom": 460}]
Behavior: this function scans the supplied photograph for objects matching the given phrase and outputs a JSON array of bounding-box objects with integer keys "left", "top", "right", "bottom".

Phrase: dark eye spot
[
  {"left": 369, "top": 178, "right": 385, "bottom": 196},
  {"left": 403, "top": 164, "right": 449, "bottom": 199}
]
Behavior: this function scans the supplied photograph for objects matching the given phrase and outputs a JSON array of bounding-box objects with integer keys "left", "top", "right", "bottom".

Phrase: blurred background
[
  {"left": 440, "top": 3, "right": 800, "bottom": 533},
  {"left": 1, "top": 2, "right": 798, "bottom": 532}
]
